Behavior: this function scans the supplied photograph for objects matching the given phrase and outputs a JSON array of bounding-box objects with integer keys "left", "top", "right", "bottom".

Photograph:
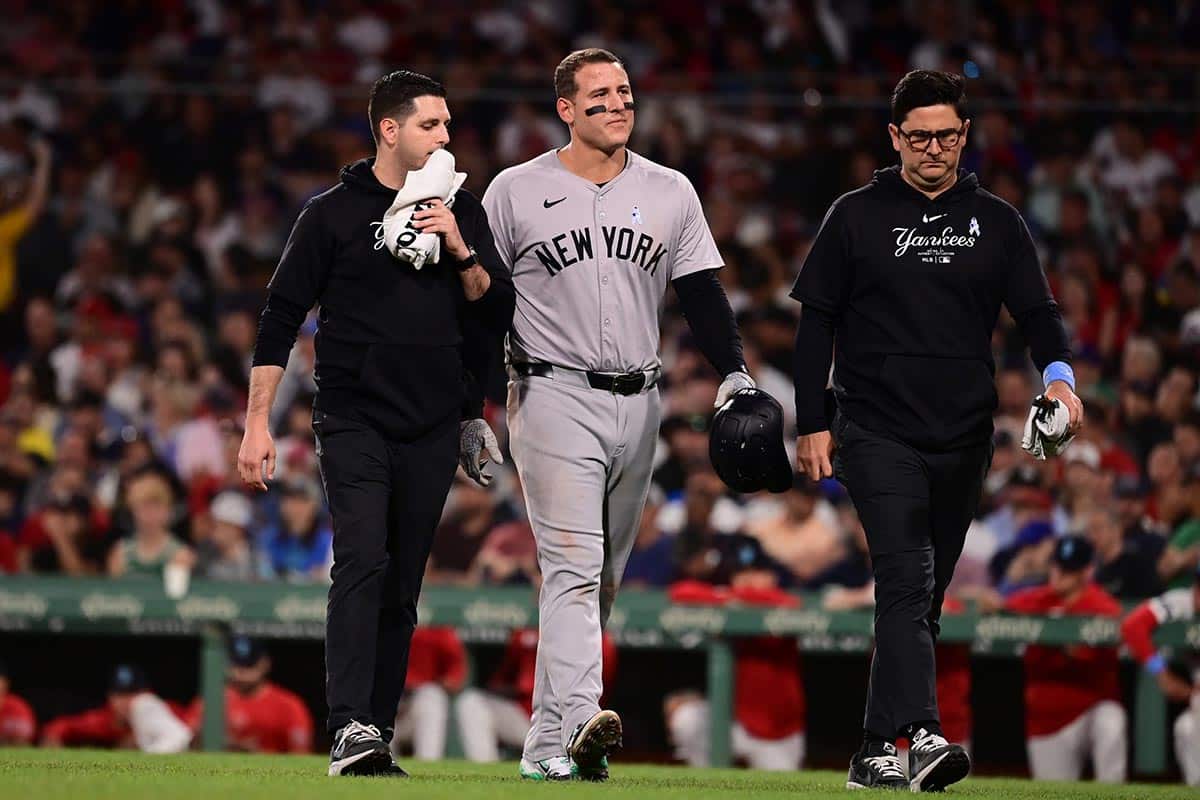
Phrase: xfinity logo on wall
[{"left": 893, "top": 223, "right": 978, "bottom": 261}]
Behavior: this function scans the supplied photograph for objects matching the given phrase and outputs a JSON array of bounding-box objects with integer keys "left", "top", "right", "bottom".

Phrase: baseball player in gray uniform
[{"left": 482, "top": 48, "right": 754, "bottom": 782}]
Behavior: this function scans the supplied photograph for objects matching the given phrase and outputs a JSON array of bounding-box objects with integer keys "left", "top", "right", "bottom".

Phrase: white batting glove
[
  {"left": 459, "top": 418, "right": 504, "bottom": 486},
  {"left": 1020, "top": 395, "right": 1074, "bottom": 461},
  {"left": 714, "top": 370, "right": 756, "bottom": 409}
]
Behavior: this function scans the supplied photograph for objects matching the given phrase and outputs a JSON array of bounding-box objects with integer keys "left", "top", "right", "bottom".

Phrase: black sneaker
[
  {"left": 328, "top": 720, "right": 393, "bottom": 776},
  {"left": 908, "top": 728, "right": 970, "bottom": 792},
  {"left": 567, "top": 710, "right": 622, "bottom": 781},
  {"left": 378, "top": 725, "right": 408, "bottom": 776},
  {"left": 846, "top": 741, "right": 908, "bottom": 790}
]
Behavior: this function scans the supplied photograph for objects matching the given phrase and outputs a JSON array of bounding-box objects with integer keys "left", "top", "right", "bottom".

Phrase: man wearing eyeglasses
[{"left": 790, "top": 70, "right": 1081, "bottom": 792}]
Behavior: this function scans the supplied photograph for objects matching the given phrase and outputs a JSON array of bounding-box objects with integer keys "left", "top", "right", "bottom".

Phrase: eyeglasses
[{"left": 896, "top": 124, "right": 966, "bottom": 152}]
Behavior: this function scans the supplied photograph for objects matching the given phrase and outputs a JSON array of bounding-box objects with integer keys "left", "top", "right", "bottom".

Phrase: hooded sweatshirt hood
[{"left": 339, "top": 157, "right": 397, "bottom": 197}]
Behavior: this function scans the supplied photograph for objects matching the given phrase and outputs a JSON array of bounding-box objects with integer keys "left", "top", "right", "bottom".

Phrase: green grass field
[{"left": 0, "top": 750, "right": 1193, "bottom": 800}]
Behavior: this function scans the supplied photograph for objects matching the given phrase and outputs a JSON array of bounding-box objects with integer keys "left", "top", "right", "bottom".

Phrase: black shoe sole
[
  {"left": 911, "top": 749, "right": 970, "bottom": 792},
  {"left": 569, "top": 710, "right": 622, "bottom": 770},
  {"left": 576, "top": 768, "right": 609, "bottom": 783}
]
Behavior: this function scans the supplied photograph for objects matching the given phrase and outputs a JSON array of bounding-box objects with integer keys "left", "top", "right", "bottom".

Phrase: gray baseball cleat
[
  {"left": 567, "top": 709, "right": 622, "bottom": 781},
  {"left": 519, "top": 755, "right": 573, "bottom": 781}
]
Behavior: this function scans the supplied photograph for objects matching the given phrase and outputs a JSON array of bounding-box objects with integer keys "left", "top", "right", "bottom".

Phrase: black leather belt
[{"left": 512, "top": 362, "right": 651, "bottom": 396}]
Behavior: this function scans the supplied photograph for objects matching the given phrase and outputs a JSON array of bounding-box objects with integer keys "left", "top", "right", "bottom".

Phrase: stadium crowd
[{"left": 0, "top": 0, "right": 1198, "bottom": 784}]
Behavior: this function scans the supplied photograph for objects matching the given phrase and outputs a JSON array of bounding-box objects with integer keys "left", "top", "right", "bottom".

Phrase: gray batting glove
[
  {"left": 714, "top": 370, "right": 756, "bottom": 408},
  {"left": 459, "top": 418, "right": 504, "bottom": 486}
]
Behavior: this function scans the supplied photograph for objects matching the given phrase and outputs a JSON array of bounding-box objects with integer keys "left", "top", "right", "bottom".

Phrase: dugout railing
[{"left": 0, "top": 576, "right": 1195, "bottom": 772}]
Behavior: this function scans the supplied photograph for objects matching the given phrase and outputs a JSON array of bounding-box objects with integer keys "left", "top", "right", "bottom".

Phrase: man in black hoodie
[
  {"left": 791, "top": 71, "right": 1082, "bottom": 791},
  {"left": 237, "top": 70, "right": 514, "bottom": 777}
]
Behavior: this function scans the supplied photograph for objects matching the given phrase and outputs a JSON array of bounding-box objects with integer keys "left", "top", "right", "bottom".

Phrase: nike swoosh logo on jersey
[
  {"left": 922, "top": 213, "right": 946, "bottom": 223},
  {"left": 543, "top": 197, "right": 567, "bottom": 208}
]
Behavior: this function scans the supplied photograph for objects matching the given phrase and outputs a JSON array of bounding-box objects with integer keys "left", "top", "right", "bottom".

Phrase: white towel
[
  {"left": 380, "top": 148, "right": 467, "bottom": 269},
  {"left": 1021, "top": 395, "right": 1075, "bottom": 460}
]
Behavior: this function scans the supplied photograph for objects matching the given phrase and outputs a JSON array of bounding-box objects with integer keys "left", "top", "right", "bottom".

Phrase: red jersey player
[
  {"left": 1005, "top": 535, "right": 1126, "bottom": 783},
  {"left": 187, "top": 636, "right": 313, "bottom": 753},
  {"left": 42, "top": 664, "right": 192, "bottom": 753},
  {"left": 1120, "top": 565, "right": 1200, "bottom": 786},
  {"left": 0, "top": 659, "right": 35, "bottom": 746},
  {"left": 390, "top": 626, "right": 467, "bottom": 760},
  {"left": 664, "top": 554, "right": 807, "bottom": 772}
]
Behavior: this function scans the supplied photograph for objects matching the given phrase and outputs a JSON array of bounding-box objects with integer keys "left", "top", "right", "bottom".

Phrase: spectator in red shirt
[
  {"left": 0, "top": 659, "right": 35, "bottom": 745},
  {"left": 456, "top": 628, "right": 617, "bottom": 765},
  {"left": 1005, "top": 535, "right": 1126, "bottom": 783},
  {"left": 389, "top": 626, "right": 466, "bottom": 761},
  {"left": 1119, "top": 565, "right": 1200, "bottom": 786},
  {"left": 41, "top": 664, "right": 192, "bottom": 753},
  {"left": 187, "top": 636, "right": 313, "bottom": 753},
  {"left": 0, "top": 470, "right": 23, "bottom": 574},
  {"left": 19, "top": 489, "right": 108, "bottom": 574}
]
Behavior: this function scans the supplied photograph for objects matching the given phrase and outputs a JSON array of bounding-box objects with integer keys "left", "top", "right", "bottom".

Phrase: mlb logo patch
[
  {"left": 631, "top": 206, "right": 643, "bottom": 225},
  {"left": 969, "top": 217, "right": 981, "bottom": 237}
]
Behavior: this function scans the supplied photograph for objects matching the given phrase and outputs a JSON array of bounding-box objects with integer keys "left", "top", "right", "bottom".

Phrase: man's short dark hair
[
  {"left": 554, "top": 48, "right": 624, "bottom": 100},
  {"left": 890, "top": 70, "right": 968, "bottom": 126},
  {"left": 367, "top": 70, "right": 446, "bottom": 145}
]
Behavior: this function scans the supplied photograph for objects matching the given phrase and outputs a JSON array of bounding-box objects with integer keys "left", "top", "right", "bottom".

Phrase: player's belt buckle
[{"left": 609, "top": 373, "right": 645, "bottom": 395}]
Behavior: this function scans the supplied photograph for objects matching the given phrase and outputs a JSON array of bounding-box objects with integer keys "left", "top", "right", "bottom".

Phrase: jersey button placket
[{"left": 597, "top": 192, "right": 612, "bottom": 368}]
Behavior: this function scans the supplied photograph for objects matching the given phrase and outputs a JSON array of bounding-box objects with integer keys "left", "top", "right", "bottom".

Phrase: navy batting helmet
[{"left": 709, "top": 388, "right": 792, "bottom": 493}]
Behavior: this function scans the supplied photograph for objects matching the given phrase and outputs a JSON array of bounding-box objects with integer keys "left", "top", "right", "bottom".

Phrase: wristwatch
[{"left": 452, "top": 245, "right": 479, "bottom": 272}]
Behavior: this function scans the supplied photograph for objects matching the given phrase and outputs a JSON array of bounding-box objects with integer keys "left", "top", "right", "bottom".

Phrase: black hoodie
[
  {"left": 254, "top": 158, "right": 514, "bottom": 441},
  {"left": 790, "top": 166, "right": 1070, "bottom": 451}
]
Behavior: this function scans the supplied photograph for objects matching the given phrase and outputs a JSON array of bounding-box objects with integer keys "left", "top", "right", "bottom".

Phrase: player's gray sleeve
[
  {"left": 670, "top": 178, "right": 722, "bottom": 281},
  {"left": 482, "top": 178, "right": 515, "bottom": 269}
]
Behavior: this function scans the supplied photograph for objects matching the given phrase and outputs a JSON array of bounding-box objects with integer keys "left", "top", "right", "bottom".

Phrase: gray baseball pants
[{"left": 506, "top": 367, "right": 660, "bottom": 761}]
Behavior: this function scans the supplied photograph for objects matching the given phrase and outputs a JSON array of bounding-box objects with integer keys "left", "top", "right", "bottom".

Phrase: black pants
[
  {"left": 832, "top": 411, "right": 991, "bottom": 741},
  {"left": 314, "top": 409, "right": 460, "bottom": 734}
]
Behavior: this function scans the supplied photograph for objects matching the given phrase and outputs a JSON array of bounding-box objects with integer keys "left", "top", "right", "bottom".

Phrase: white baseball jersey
[{"left": 482, "top": 149, "right": 722, "bottom": 373}]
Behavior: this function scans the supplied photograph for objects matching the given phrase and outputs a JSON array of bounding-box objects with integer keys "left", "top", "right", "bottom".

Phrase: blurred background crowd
[
  {"left": 0, "top": 0, "right": 1199, "bottom": 777},
  {"left": 1, "top": 0, "right": 1198, "bottom": 606}
]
